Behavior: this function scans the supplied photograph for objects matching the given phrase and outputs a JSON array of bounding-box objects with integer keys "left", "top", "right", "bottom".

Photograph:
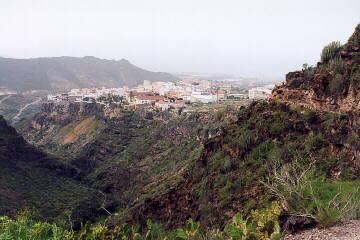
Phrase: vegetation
[
  {"left": 0, "top": 203, "right": 282, "bottom": 240},
  {"left": 264, "top": 158, "right": 360, "bottom": 227},
  {"left": 320, "top": 41, "right": 341, "bottom": 63}
]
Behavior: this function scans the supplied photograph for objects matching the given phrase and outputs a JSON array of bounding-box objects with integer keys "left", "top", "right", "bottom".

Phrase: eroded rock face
[
  {"left": 42, "top": 101, "right": 103, "bottom": 116},
  {"left": 271, "top": 24, "right": 360, "bottom": 114}
]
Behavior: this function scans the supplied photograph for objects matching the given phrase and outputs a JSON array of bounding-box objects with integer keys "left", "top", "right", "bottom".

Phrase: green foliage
[
  {"left": 265, "top": 159, "right": 360, "bottom": 227},
  {"left": 0, "top": 211, "right": 71, "bottom": 240},
  {"left": 346, "top": 135, "right": 359, "bottom": 146},
  {"left": 321, "top": 41, "right": 341, "bottom": 62},
  {"left": 0, "top": 204, "right": 283, "bottom": 240},
  {"left": 302, "top": 63, "right": 315, "bottom": 75},
  {"left": 329, "top": 73, "right": 347, "bottom": 95},
  {"left": 175, "top": 219, "right": 200, "bottom": 240},
  {"left": 268, "top": 121, "right": 285, "bottom": 136},
  {"left": 224, "top": 202, "right": 282, "bottom": 240},
  {"left": 328, "top": 57, "right": 346, "bottom": 75},
  {"left": 303, "top": 109, "right": 317, "bottom": 124}
]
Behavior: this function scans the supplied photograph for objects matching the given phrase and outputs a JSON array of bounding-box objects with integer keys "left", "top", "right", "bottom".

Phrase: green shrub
[
  {"left": 264, "top": 159, "right": 360, "bottom": 227},
  {"left": 329, "top": 74, "right": 348, "bottom": 95},
  {"left": 224, "top": 202, "right": 282, "bottom": 240},
  {"left": 175, "top": 219, "right": 200, "bottom": 240},
  {"left": 237, "top": 129, "right": 255, "bottom": 149},
  {"left": 268, "top": 121, "right": 285, "bottom": 136},
  {"left": 347, "top": 135, "right": 359, "bottom": 146},
  {"left": 321, "top": 41, "right": 341, "bottom": 62},
  {"left": 303, "top": 109, "right": 317, "bottom": 124},
  {"left": 302, "top": 63, "right": 315, "bottom": 75},
  {"left": 328, "top": 57, "right": 346, "bottom": 74}
]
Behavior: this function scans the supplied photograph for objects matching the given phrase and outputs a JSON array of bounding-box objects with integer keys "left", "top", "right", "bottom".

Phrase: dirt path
[
  {"left": 0, "top": 95, "right": 11, "bottom": 105},
  {"left": 12, "top": 97, "right": 41, "bottom": 123},
  {"left": 283, "top": 220, "right": 360, "bottom": 240}
]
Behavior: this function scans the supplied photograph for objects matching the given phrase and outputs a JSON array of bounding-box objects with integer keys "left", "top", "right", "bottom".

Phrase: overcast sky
[{"left": 0, "top": 0, "right": 359, "bottom": 78}]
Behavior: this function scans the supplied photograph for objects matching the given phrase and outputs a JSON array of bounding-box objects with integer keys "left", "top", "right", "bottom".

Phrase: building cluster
[
  {"left": 46, "top": 80, "right": 275, "bottom": 110},
  {"left": 46, "top": 80, "right": 231, "bottom": 110},
  {"left": 248, "top": 87, "right": 273, "bottom": 99}
]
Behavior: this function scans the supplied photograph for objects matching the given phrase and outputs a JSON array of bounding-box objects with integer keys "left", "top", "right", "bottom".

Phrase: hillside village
[{"left": 46, "top": 79, "right": 275, "bottom": 111}]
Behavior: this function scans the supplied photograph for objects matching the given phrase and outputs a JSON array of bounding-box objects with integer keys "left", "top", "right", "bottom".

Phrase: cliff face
[
  {"left": 41, "top": 101, "right": 104, "bottom": 116},
  {"left": 271, "top": 24, "right": 360, "bottom": 113}
]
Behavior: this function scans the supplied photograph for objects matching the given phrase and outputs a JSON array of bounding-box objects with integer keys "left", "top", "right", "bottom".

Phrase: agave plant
[
  {"left": 328, "top": 57, "right": 346, "bottom": 74},
  {"left": 321, "top": 41, "right": 341, "bottom": 63}
]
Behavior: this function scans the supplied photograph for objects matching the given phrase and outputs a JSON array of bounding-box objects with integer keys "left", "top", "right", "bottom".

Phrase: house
[
  {"left": 248, "top": 87, "right": 272, "bottom": 99},
  {"left": 210, "top": 89, "right": 227, "bottom": 100},
  {"left": 155, "top": 100, "right": 170, "bottom": 110},
  {"left": 134, "top": 95, "right": 165, "bottom": 105},
  {"left": 190, "top": 92, "right": 218, "bottom": 103}
]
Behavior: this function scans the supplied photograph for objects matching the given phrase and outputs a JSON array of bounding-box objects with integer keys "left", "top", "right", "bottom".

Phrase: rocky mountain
[
  {"left": 272, "top": 24, "right": 360, "bottom": 113},
  {"left": 0, "top": 56, "right": 178, "bottom": 92}
]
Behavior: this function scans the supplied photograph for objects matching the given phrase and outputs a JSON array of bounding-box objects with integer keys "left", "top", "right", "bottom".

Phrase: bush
[
  {"left": 303, "top": 109, "right": 317, "bottom": 124},
  {"left": 224, "top": 202, "right": 282, "bottom": 240},
  {"left": 269, "top": 121, "right": 285, "bottom": 136},
  {"left": 264, "top": 159, "right": 360, "bottom": 227},
  {"left": 329, "top": 74, "right": 347, "bottom": 95},
  {"left": 328, "top": 57, "right": 346, "bottom": 74},
  {"left": 321, "top": 41, "right": 341, "bottom": 62}
]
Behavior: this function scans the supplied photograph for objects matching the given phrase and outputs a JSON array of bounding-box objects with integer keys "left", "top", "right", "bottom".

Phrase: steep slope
[
  {"left": 19, "top": 100, "right": 360, "bottom": 231},
  {"left": 0, "top": 56, "right": 178, "bottom": 91},
  {"left": 19, "top": 102, "right": 229, "bottom": 226},
  {"left": 123, "top": 101, "right": 360, "bottom": 229},
  {"left": 0, "top": 115, "right": 102, "bottom": 223},
  {"left": 272, "top": 24, "right": 360, "bottom": 113},
  {"left": 0, "top": 94, "right": 42, "bottom": 124}
]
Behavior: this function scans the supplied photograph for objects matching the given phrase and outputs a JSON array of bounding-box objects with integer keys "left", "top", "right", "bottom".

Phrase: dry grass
[{"left": 59, "top": 116, "right": 98, "bottom": 145}]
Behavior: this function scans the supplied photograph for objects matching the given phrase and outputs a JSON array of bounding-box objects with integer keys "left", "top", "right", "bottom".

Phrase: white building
[
  {"left": 190, "top": 92, "right": 218, "bottom": 103},
  {"left": 248, "top": 87, "right": 272, "bottom": 99},
  {"left": 155, "top": 100, "right": 170, "bottom": 110}
]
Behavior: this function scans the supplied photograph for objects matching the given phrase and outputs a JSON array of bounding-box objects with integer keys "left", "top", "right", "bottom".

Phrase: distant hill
[{"left": 0, "top": 56, "right": 178, "bottom": 92}]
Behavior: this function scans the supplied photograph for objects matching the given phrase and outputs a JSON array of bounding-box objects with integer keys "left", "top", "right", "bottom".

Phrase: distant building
[
  {"left": 0, "top": 87, "right": 17, "bottom": 96},
  {"left": 155, "top": 100, "right": 170, "bottom": 110},
  {"left": 134, "top": 95, "right": 165, "bottom": 105},
  {"left": 190, "top": 92, "right": 218, "bottom": 103},
  {"left": 248, "top": 87, "right": 272, "bottom": 99}
]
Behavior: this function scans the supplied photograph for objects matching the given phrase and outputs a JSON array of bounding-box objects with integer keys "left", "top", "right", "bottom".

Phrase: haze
[{"left": 0, "top": 0, "right": 359, "bottom": 78}]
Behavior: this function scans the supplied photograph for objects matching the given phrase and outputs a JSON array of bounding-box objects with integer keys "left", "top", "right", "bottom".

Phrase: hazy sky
[{"left": 0, "top": 0, "right": 359, "bottom": 78}]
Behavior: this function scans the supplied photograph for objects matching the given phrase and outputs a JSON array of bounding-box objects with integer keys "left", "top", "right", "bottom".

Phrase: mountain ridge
[{"left": 0, "top": 56, "right": 178, "bottom": 92}]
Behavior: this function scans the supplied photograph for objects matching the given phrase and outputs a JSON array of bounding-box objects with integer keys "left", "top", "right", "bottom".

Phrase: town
[{"left": 46, "top": 79, "right": 275, "bottom": 111}]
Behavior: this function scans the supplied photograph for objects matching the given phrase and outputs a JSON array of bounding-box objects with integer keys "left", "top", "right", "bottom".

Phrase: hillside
[
  {"left": 0, "top": 94, "right": 42, "bottom": 125},
  {"left": 0, "top": 115, "right": 103, "bottom": 224},
  {"left": 19, "top": 102, "right": 228, "bottom": 226},
  {"left": 18, "top": 100, "right": 360, "bottom": 232},
  {"left": 0, "top": 56, "right": 178, "bottom": 91}
]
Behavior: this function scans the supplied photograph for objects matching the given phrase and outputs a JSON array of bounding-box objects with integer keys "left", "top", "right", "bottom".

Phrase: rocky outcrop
[
  {"left": 42, "top": 101, "right": 104, "bottom": 116},
  {"left": 271, "top": 24, "right": 360, "bottom": 114}
]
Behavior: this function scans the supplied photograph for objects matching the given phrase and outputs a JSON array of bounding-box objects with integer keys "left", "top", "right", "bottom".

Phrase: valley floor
[{"left": 283, "top": 220, "right": 360, "bottom": 240}]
